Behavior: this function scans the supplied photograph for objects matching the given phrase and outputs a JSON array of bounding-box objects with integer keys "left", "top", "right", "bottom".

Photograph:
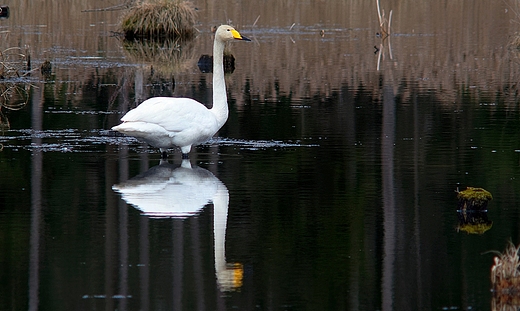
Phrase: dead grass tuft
[
  {"left": 121, "top": 0, "right": 197, "bottom": 40},
  {"left": 491, "top": 241, "right": 520, "bottom": 310}
]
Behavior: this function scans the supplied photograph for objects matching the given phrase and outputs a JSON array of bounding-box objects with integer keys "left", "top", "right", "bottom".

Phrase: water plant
[{"left": 120, "top": 0, "right": 197, "bottom": 40}]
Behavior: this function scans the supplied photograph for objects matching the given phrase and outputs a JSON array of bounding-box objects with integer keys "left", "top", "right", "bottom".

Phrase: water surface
[{"left": 1, "top": 1, "right": 520, "bottom": 310}]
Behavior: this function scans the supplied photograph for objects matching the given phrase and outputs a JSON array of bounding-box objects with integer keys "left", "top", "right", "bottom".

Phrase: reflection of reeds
[
  {"left": 0, "top": 110, "right": 9, "bottom": 132},
  {"left": 121, "top": 0, "right": 197, "bottom": 40},
  {"left": 122, "top": 37, "right": 195, "bottom": 75},
  {"left": 0, "top": 83, "right": 29, "bottom": 131},
  {"left": 0, "top": 84, "right": 29, "bottom": 110},
  {"left": 491, "top": 241, "right": 520, "bottom": 310}
]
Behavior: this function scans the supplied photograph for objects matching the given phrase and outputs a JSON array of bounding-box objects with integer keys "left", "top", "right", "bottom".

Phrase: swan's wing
[{"left": 120, "top": 97, "right": 216, "bottom": 133}]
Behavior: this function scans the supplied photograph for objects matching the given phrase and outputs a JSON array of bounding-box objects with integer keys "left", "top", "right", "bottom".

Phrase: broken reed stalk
[
  {"left": 121, "top": 0, "right": 197, "bottom": 40},
  {"left": 376, "top": 0, "right": 392, "bottom": 39}
]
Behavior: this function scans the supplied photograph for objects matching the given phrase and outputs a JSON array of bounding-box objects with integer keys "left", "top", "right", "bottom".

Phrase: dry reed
[
  {"left": 0, "top": 47, "right": 29, "bottom": 79},
  {"left": 376, "top": 0, "right": 392, "bottom": 39},
  {"left": 0, "top": 45, "right": 30, "bottom": 128},
  {"left": 509, "top": 32, "right": 520, "bottom": 50},
  {"left": 491, "top": 241, "right": 520, "bottom": 310},
  {"left": 120, "top": 0, "right": 197, "bottom": 40}
]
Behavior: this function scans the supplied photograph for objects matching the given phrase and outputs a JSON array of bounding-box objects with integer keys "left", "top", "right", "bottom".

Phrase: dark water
[{"left": 2, "top": 1, "right": 520, "bottom": 310}]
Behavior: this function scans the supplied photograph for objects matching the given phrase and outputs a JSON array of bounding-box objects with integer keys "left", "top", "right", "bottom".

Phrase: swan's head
[{"left": 216, "top": 25, "right": 251, "bottom": 42}]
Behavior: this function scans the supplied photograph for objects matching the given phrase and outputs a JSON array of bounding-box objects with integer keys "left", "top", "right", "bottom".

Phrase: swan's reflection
[{"left": 112, "top": 159, "right": 242, "bottom": 291}]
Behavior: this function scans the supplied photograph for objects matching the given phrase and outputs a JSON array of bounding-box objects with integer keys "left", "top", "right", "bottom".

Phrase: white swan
[{"left": 112, "top": 25, "right": 250, "bottom": 158}]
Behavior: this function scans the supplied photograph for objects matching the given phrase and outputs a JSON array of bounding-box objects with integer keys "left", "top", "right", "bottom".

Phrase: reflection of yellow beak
[
  {"left": 231, "top": 29, "right": 251, "bottom": 41},
  {"left": 231, "top": 263, "right": 244, "bottom": 288}
]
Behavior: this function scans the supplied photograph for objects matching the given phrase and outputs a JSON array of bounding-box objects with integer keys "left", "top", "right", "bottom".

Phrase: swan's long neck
[{"left": 212, "top": 38, "right": 229, "bottom": 128}]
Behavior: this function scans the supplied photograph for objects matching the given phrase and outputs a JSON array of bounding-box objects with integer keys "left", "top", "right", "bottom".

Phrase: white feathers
[{"left": 111, "top": 25, "right": 250, "bottom": 156}]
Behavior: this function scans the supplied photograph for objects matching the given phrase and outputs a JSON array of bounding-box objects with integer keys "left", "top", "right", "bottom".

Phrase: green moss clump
[{"left": 457, "top": 187, "right": 493, "bottom": 211}]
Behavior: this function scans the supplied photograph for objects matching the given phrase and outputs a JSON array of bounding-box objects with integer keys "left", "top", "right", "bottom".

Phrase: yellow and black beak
[{"left": 231, "top": 29, "right": 251, "bottom": 41}]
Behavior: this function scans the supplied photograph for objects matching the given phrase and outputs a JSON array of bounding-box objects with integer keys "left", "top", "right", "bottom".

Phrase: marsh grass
[{"left": 121, "top": 0, "right": 197, "bottom": 40}]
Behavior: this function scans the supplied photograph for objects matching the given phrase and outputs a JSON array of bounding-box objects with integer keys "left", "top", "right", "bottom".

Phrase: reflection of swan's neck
[
  {"left": 213, "top": 183, "right": 229, "bottom": 279},
  {"left": 213, "top": 180, "right": 243, "bottom": 291},
  {"left": 211, "top": 38, "right": 228, "bottom": 129}
]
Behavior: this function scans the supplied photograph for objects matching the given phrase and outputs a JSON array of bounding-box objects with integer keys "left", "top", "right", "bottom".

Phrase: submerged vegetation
[{"left": 120, "top": 0, "right": 197, "bottom": 40}]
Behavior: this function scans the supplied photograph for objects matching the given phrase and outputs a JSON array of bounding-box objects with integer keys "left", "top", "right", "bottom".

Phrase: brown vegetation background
[{"left": 1, "top": 0, "right": 519, "bottom": 106}]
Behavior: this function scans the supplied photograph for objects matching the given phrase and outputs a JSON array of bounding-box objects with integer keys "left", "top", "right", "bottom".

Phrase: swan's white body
[{"left": 112, "top": 25, "right": 250, "bottom": 157}]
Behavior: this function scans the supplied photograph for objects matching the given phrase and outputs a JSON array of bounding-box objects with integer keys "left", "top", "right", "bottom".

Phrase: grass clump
[
  {"left": 121, "top": 0, "right": 197, "bottom": 40},
  {"left": 492, "top": 242, "right": 520, "bottom": 289}
]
